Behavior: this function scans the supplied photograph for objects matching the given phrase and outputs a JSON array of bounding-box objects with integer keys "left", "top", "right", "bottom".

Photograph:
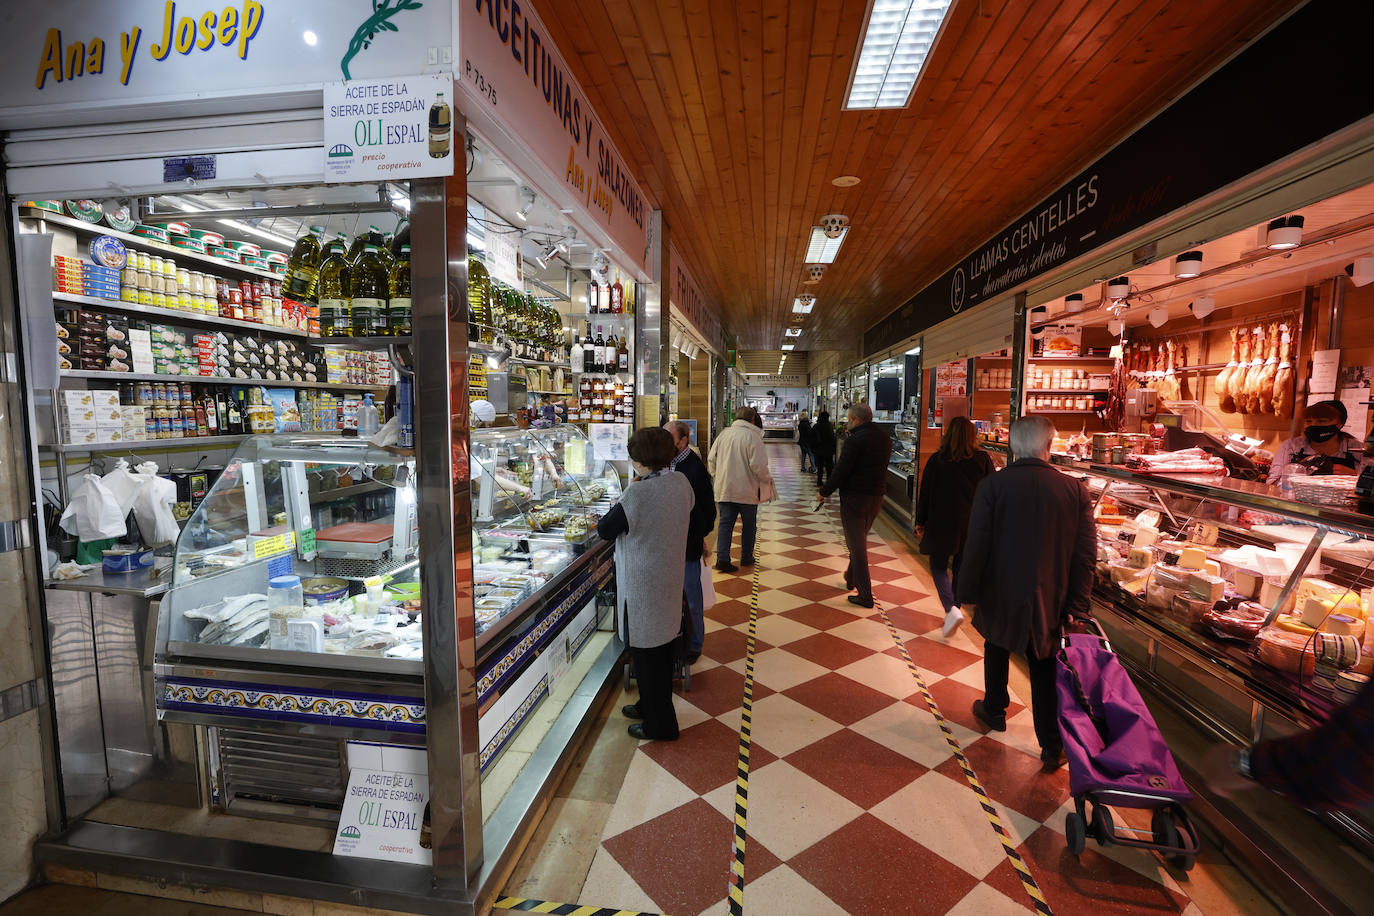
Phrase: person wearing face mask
[{"left": 1266, "top": 400, "right": 1370, "bottom": 485}]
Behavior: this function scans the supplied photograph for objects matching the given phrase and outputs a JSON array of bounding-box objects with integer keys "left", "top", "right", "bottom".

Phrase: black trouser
[
  {"left": 815, "top": 452, "right": 833, "bottom": 486},
  {"left": 840, "top": 492, "right": 884, "bottom": 600},
  {"left": 983, "top": 640, "right": 1061, "bottom": 755},
  {"left": 630, "top": 640, "right": 679, "bottom": 739}
]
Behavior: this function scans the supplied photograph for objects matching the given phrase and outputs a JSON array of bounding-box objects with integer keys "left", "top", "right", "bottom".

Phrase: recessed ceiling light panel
[
  {"left": 806, "top": 227, "right": 847, "bottom": 263},
  {"left": 845, "top": 0, "right": 957, "bottom": 110},
  {"left": 781, "top": 343, "right": 796, "bottom": 351},
  {"left": 793, "top": 296, "right": 816, "bottom": 314},
  {"left": 784, "top": 328, "right": 803, "bottom": 337}
]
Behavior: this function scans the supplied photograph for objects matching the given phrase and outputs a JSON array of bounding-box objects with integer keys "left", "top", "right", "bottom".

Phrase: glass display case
[
  {"left": 158, "top": 434, "right": 421, "bottom": 675},
  {"left": 1064, "top": 460, "right": 1374, "bottom": 905},
  {"left": 883, "top": 423, "right": 919, "bottom": 524},
  {"left": 760, "top": 410, "right": 798, "bottom": 440},
  {"left": 470, "top": 423, "right": 620, "bottom": 644}
]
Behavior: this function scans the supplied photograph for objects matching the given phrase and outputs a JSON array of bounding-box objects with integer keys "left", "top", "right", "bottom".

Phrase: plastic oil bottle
[{"left": 357, "top": 393, "right": 380, "bottom": 437}]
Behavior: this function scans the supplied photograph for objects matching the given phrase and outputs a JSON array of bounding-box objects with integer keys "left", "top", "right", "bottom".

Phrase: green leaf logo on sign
[{"left": 342, "top": 0, "right": 425, "bottom": 79}]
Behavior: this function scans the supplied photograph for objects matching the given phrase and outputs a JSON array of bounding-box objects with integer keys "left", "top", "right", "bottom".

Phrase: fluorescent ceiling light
[
  {"left": 215, "top": 219, "right": 298, "bottom": 249},
  {"left": 845, "top": 0, "right": 956, "bottom": 110},
  {"left": 792, "top": 298, "right": 816, "bottom": 314},
  {"left": 781, "top": 344, "right": 796, "bottom": 351},
  {"left": 906, "top": 346, "right": 921, "bottom": 355},
  {"left": 784, "top": 328, "right": 802, "bottom": 337},
  {"left": 806, "top": 226, "right": 847, "bottom": 263},
  {"left": 467, "top": 232, "right": 486, "bottom": 251}
]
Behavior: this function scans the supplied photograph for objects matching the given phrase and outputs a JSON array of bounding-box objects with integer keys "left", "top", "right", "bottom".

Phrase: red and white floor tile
[{"left": 507, "top": 444, "right": 1278, "bottom": 916}]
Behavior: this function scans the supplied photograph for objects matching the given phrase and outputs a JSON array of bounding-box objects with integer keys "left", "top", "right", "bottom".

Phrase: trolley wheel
[
  {"left": 1154, "top": 808, "right": 1195, "bottom": 871},
  {"left": 1065, "top": 812, "right": 1087, "bottom": 856},
  {"left": 1091, "top": 804, "right": 1116, "bottom": 846}
]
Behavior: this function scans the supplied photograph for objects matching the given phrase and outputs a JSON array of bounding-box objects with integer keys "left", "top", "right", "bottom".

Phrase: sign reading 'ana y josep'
[
  {"left": 458, "top": 0, "right": 650, "bottom": 273},
  {"left": 323, "top": 73, "right": 455, "bottom": 182}
]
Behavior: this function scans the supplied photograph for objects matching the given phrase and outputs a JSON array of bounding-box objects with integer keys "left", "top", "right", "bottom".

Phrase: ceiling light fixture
[
  {"left": 784, "top": 328, "right": 802, "bottom": 337},
  {"left": 1174, "top": 250, "right": 1203, "bottom": 278},
  {"left": 1107, "top": 276, "right": 1131, "bottom": 300},
  {"left": 806, "top": 225, "right": 847, "bottom": 263},
  {"left": 1347, "top": 256, "right": 1374, "bottom": 288},
  {"left": 793, "top": 296, "right": 816, "bottom": 314},
  {"left": 1265, "top": 215, "right": 1304, "bottom": 250},
  {"left": 1190, "top": 295, "right": 1217, "bottom": 319},
  {"left": 804, "top": 265, "right": 826, "bottom": 283},
  {"left": 905, "top": 346, "right": 921, "bottom": 355},
  {"left": 1063, "top": 292, "right": 1085, "bottom": 313},
  {"left": 466, "top": 232, "right": 486, "bottom": 252},
  {"left": 216, "top": 219, "right": 299, "bottom": 249},
  {"left": 1107, "top": 319, "right": 1124, "bottom": 337},
  {"left": 1147, "top": 306, "right": 1169, "bottom": 328},
  {"left": 516, "top": 186, "right": 536, "bottom": 221},
  {"left": 781, "top": 343, "right": 796, "bottom": 351},
  {"left": 832, "top": 175, "right": 862, "bottom": 188},
  {"left": 844, "top": 0, "right": 956, "bottom": 109}
]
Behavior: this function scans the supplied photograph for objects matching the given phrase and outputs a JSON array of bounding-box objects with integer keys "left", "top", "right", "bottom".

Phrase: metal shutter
[
  {"left": 918, "top": 297, "right": 1016, "bottom": 368},
  {"left": 4, "top": 109, "right": 325, "bottom": 199}
]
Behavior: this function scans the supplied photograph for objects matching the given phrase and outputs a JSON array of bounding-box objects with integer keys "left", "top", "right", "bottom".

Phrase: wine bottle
[
  {"left": 588, "top": 277, "right": 601, "bottom": 315},
  {"left": 611, "top": 276, "right": 624, "bottom": 315},
  {"left": 618, "top": 333, "right": 630, "bottom": 372},
  {"left": 598, "top": 279, "right": 611, "bottom": 314},
  {"left": 594, "top": 326, "right": 606, "bottom": 373},
  {"left": 582, "top": 323, "right": 595, "bottom": 374}
]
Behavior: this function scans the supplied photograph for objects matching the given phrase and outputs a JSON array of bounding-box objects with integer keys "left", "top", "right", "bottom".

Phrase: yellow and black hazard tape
[
  {"left": 726, "top": 561, "right": 762, "bottom": 916},
  {"left": 815, "top": 502, "right": 1054, "bottom": 916},
  {"left": 874, "top": 601, "right": 1054, "bottom": 916},
  {"left": 493, "top": 898, "right": 665, "bottom": 915}
]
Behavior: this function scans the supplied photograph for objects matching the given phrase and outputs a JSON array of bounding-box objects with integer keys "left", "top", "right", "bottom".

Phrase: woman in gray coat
[{"left": 595, "top": 427, "right": 694, "bottom": 740}]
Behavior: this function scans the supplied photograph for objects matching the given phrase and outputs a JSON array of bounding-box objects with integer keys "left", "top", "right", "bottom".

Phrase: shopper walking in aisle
[
  {"left": 708, "top": 406, "right": 774, "bottom": 573},
  {"left": 665, "top": 420, "right": 715, "bottom": 663},
  {"left": 957, "top": 416, "right": 1096, "bottom": 772},
  {"left": 797, "top": 411, "right": 816, "bottom": 472},
  {"left": 916, "top": 416, "right": 996, "bottom": 638},
  {"left": 596, "top": 427, "right": 694, "bottom": 741},
  {"left": 812, "top": 410, "right": 837, "bottom": 488},
  {"left": 816, "top": 404, "right": 892, "bottom": 608}
]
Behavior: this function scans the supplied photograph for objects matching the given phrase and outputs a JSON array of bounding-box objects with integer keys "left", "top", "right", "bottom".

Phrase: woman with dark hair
[
  {"left": 596, "top": 427, "right": 694, "bottom": 741},
  {"left": 1267, "top": 399, "right": 1370, "bottom": 484},
  {"left": 812, "top": 410, "right": 837, "bottom": 488},
  {"left": 797, "top": 411, "right": 816, "bottom": 472},
  {"left": 916, "top": 416, "right": 995, "bottom": 638}
]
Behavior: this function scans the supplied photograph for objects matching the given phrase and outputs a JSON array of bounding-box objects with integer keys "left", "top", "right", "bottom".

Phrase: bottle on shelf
[
  {"left": 284, "top": 226, "right": 324, "bottom": 302},
  {"left": 467, "top": 256, "right": 492, "bottom": 343},
  {"left": 587, "top": 276, "right": 601, "bottom": 315},
  {"left": 388, "top": 244, "right": 412, "bottom": 335},
  {"left": 569, "top": 320, "right": 584, "bottom": 373},
  {"left": 357, "top": 393, "right": 380, "bottom": 436},
  {"left": 617, "top": 333, "right": 630, "bottom": 372},
  {"left": 317, "top": 241, "right": 352, "bottom": 337},
  {"left": 594, "top": 326, "right": 606, "bottom": 373},
  {"left": 350, "top": 245, "right": 390, "bottom": 337},
  {"left": 611, "top": 275, "right": 624, "bottom": 315},
  {"left": 598, "top": 278, "right": 611, "bottom": 314},
  {"left": 582, "top": 323, "right": 595, "bottom": 374}
]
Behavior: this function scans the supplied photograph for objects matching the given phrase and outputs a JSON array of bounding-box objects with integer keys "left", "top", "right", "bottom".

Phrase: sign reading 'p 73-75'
[{"left": 322, "top": 73, "right": 455, "bottom": 182}]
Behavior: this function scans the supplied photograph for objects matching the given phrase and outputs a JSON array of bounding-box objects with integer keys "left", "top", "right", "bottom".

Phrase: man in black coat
[
  {"left": 957, "top": 416, "right": 1096, "bottom": 772},
  {"left": 666, "top": 420, "right": 717, "bottom": 662},
  {"left": 817, "top": 404, "right": 892, "bottom": 608}
]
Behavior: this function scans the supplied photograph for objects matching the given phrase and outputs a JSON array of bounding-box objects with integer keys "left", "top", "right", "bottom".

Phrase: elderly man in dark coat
[
  {"left": 957, "top": 416, "right": 1096, "bottom": 772},
  {"left": 665, "top": 420, "right": 716, "bottom": 663}
]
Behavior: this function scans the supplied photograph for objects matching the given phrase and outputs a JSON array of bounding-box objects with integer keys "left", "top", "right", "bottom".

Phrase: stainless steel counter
[{"left": 47, "top": 561, "right": 172, "bottom": 598}]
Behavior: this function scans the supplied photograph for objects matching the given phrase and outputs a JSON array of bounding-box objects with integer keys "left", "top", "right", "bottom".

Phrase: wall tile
[
  {"left": 0, "top": 550, "right": 36, "bottom": 692},
  {"left": 0, "top": 709, "right": 49, "bottom": 902}
]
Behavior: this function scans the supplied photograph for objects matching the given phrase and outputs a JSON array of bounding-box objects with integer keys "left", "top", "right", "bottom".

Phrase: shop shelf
[
  {"left": 25, "top": 211, "right": 282, "bottom": 283},
  {"left": 1029, "top": 355, "right": 1115, "bottom": 361},
  {"left": 53, "top": 292, "right": 311, "bottom": 339},
  {"left": 528, "top": 389, "right": 573, "bottom": 396},
  {"left": 54, "top": 433, "right": 253, "bottom": 453},
  {"left": 61, "top": 369, "right": 389, "bottom": 392},
  {"left": 315, "top": 336, "right": 413, "bottom": 350},
  {"left": 1026, "top": 409, "right": 1098, "bottom": 414},
  {"left": 1025, "top": 387, "right": 1107, "bottom": 394}
]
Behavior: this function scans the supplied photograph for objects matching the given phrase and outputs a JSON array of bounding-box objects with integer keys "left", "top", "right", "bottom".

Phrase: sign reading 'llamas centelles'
[{"left": 323, "top": 72, "right": 455, "bottom": 183}]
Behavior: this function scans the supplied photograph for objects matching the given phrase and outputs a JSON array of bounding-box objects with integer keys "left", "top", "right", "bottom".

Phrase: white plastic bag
[
  {"left": 700, "top": 560, "right": 717, "bottom": 610},
  {"left": 132, "top": 473, "right": 180, "bottom": 545},
  {"left": 59, "top": 474, "right": 126, "bottom": 540},
  {"left": 100, "top": 458, "right": 143, "bottom": 517}
]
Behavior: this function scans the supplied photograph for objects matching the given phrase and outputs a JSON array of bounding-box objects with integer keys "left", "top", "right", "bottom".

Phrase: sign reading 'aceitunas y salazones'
[{"left": 458, "top": 0, "right": 651, "bottom": 274}]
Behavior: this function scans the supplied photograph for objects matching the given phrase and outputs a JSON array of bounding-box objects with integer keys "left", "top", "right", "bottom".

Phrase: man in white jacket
[{"left": 708, "top": 406, "right": 774, "bottom": 573}]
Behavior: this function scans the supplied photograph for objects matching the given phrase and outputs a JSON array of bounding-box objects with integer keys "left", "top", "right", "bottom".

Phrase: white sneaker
[{"left": 942, "top": 605, "right": 964, "bottom": 638}]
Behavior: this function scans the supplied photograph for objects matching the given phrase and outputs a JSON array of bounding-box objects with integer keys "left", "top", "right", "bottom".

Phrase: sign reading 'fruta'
[{"left": 323, "top": 73, "right": 456, "bottom": 182}]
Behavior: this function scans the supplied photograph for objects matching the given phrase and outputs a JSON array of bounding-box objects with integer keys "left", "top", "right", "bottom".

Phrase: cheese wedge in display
[
  {"left": 1179, "top": 547, "right": 1208, "bottom": 570},
  {"left": 1187, "top": 572, "right": 1227, "bottom": 602},
  {"left": 1325, "top": 614, "right": 1365, "bottom": 639}
]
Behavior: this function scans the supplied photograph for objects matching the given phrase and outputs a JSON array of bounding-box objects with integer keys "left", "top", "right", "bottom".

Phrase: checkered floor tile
[{"left": 506, "top": 443, "right": 1265, "bottom": 915}]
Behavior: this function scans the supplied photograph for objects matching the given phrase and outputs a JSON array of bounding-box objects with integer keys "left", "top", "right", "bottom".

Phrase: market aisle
[{"left": 501, "top": 443, "right": 1281, "bottom": 916}]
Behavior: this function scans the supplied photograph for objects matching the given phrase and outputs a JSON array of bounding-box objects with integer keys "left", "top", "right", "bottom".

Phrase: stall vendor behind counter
[{"left": 1268, "top": 399, "right": 1372, "bottom": 484}]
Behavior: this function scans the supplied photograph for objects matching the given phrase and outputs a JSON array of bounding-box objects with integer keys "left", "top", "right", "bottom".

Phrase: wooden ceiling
[{"left": 537, "top": 0, "right": 1301, "bottom": 351}]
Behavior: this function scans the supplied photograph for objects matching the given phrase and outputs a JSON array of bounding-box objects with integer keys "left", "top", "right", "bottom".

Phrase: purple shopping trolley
[{"left": 1057, "top": 619, "right": 1199, "bottom": 870}]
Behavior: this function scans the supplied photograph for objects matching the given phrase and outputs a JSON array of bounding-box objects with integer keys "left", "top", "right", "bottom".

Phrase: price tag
[
  {"left": 298, "top": 528, "right": 317, "bottom": 555},
  {"left": 252, "top": 531, "right": 297, "bottom": 559}
]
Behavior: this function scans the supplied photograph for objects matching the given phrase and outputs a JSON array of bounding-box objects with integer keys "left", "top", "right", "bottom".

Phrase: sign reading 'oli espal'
[{"left": 323, "top": 72, "right": 456, "bottom": 182}]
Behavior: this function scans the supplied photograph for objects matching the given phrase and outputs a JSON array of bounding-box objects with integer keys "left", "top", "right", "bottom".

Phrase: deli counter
[
  {"left": 884, "top": 423, "right": 918, "bottom": 525},
  {"left": 153, "top": 426, "right": 619, "bottom": 818},
  {"left": 1038, "top": 452, "right": 1374, "bottom": 913}
]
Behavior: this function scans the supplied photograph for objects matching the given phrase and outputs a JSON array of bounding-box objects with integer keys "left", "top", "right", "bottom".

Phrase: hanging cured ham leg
[
  {"left": 1257, "top": 323, "right": 1279, "bottom": 414},
  {"left": 1218, "top": 328, "right": 1240, "bottom": 413},
  {"left": 1272, "top": 322, "right": 1295, "bottom": 416}
]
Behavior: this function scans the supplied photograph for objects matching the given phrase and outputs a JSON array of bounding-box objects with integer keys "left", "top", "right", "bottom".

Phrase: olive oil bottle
[
  {"left": 467, "top": 256, "right": 494, "bottom": 344},
  {"left": 284, "top": 225, "right": 324, "bottom": 301},
  {"left": 317, "top": 243, "right": 352, "bottom": 337},
  {"left": 429, "top": 92, "right": 452, "bottom": 158},
  {"left": 349, "top": 245, "right": 390, "bottom": 337},
  {"left": 388, "top": 244, "right": 412, "bottom": 336}
]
